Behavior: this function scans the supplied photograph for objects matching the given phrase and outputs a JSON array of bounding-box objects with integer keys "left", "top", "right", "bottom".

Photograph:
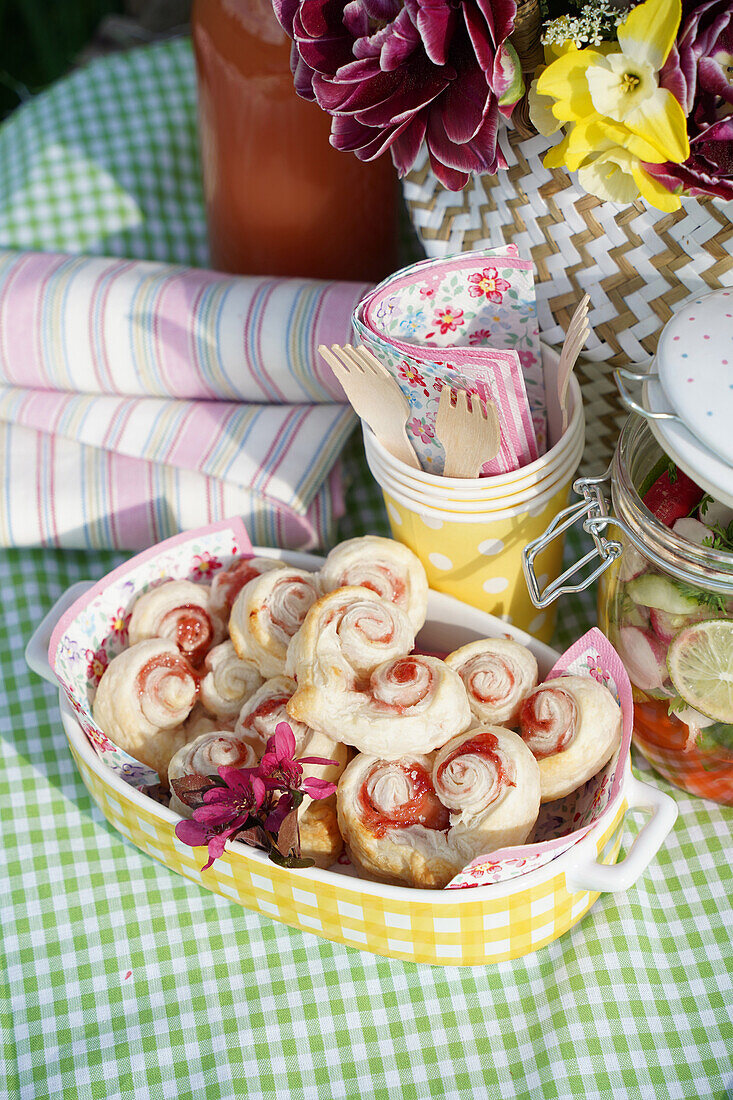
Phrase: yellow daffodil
[
  {"left": 568, "top": 119, "right": 682, "bottom": 209},
  {"left": 532, "top": 0, "right": 691, "bottom": 209}
]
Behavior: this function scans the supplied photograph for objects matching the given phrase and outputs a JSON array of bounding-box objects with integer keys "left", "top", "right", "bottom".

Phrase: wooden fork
[
  {"left": 557, "top": 294, "right": 590, "bottom": 434},
  {"left": 318, "top": 343, "right": 421, "bottom": 469},
  {"left": 434, "top": 386, "right": 501, "bottom": 478}
]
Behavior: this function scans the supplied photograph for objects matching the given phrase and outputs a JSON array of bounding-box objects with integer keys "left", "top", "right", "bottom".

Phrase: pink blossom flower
[
  {"left": 174, "top": 723, "right": 338, "bottom": 871},
  {"left": 398, "top": 361, "right": 426, "bottom": 388},
  {"left": 192, "top": 552, "right": 222, "bottom": 576},
  {"left": 469, "top": 328, "right": 493, "bottom": 345},
  {"left": 434, "top": 308, "right": 465, "bottom": 334},
  {"left": 467, "top": 267, "right": 511, "bottom": 303},
  {"left": 85, "top": 646, "right": 108, "bottom": 686},
  {"left": 408, "top": 417, "right": 435, "bottom": 443},
  {"left": 257, "top": 722, "right": 337, "bottom": 801},
  {"left": 175, "top": 768, "right": 267, "bottom": 871}
]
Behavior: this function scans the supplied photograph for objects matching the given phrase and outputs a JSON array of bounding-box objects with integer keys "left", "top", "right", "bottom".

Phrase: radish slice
[
  {"left": 699, "top": 499, "right": 733, "bottom": 529},
  {"left": 617, "top": 626, "right": 668, "bottom": 692},
  {"left": 650, "top": 608, "right": 687, "bottom": 645},
  {"left": 672, "top": 517, "right": 713, "bottom": 546}
]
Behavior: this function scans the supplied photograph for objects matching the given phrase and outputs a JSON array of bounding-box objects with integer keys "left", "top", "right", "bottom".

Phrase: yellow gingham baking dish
[{"left": 27, "top": 550, "right": 677, "bottom": 967}]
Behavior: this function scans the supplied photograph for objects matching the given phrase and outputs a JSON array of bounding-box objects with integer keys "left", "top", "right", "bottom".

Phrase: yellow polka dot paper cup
[{"left": 364, "top": 377, "right": 585, "bottom": 644}]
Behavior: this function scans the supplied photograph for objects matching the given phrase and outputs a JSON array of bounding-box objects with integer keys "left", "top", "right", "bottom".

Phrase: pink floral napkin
[{"left": 353, "top": 247, "right": 545, "bottom": 475}]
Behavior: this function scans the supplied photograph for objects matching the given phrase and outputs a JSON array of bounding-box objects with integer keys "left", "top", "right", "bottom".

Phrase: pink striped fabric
[
  {"left": 0, "top": 250, "right": 369, "bottom": 401},
  {"left": 0, "top": 420, "right": 345, "bottom": 550},
  {"left": 0, "top": 250, "right": 367, "bottom": 549}
]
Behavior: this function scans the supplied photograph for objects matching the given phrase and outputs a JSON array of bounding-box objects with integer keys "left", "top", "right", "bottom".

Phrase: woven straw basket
[{"left": 402, "top": 129, "right": 733, "bottom": 472}]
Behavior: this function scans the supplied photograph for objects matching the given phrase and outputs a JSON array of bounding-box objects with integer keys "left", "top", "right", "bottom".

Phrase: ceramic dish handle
[
  {"left": 25, "top": 581, "right": 95, "bottom": 685},
  {"left": 565, "top": 774, "right": 677, "bottom": 894}
]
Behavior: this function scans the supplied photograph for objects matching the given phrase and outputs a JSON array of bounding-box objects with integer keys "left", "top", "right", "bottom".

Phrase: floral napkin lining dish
[{"left": 354, "top": 246, "right": 546, "bottom": 475}]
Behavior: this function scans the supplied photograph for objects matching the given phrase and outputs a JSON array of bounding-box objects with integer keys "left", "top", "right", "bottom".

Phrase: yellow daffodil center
[{"left": 586, "top": 54, "right": 657, "bottom": 122}]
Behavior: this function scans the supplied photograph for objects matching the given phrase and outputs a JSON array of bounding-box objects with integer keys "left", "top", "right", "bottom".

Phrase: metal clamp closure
[
  {"left": 614, "top": 365, "right": 679, "bottom": 422},
  {"left": 522, "top": 471, "right": 624, "bottom": 608}
]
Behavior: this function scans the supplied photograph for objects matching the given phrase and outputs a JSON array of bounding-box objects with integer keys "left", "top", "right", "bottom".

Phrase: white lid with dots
[{"left": 640, "top": 289, "right": 733, "bottom": 509}]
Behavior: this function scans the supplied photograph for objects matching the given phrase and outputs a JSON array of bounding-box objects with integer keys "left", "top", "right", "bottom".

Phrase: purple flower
[
  {"left": 175, "top": 768, "right": 266, "bottom": 871},
  {"left": 173, "top": 722, "right": 338, "bottom": 870},
  {"left": 652, "top": 0, "right": 733, "bottom": 199},
  {"left": 273, "top": 0, "right": 524, "bottom": 190}
]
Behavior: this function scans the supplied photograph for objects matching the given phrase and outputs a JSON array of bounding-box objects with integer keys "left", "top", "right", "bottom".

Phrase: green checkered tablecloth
[{"left": 1, "top": 38, "right": 731, "bottom": 1100}]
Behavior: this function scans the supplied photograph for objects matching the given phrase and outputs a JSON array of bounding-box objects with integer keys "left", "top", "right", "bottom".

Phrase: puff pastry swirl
[
  {"left": 318, "top": 536, "right": 429, "bottom": 631},
  {"left": 518, "top": 675, "right": 622, "bottom": 802},
  {"left": 445, "top": 639, "right": 538, "bottom": 727},
  {"left": 209, "top": 556, "right": 285, "bottom": 622},
  {"left": 286, "top": 586, "right": 415, "bottom": 733},
  {"left": 199, "top": 640, "right": 264, "bottom": 721},
  {"left": 128, "top": 579, "right": 224, "bottom": 667},
  {"left": 337, "top": 726, "right": 541, "bottom": 889},
  {"left": 168, "top": 730, "right": 258, "bottom": 817},
  {"left": 337, "top": 753, "right": 456, "bottom": 889},
  {"left": 300, "top": 654, "right": 471, "bottom": 757},
  {"left": 432, "top": 726, "right": 541, "bottom": 863},
  {"left": 92, "top": 638, "right": 198, "bottom": 782},
  {"left": 229, "top": 567, "right": 320, "bottom": 678}
]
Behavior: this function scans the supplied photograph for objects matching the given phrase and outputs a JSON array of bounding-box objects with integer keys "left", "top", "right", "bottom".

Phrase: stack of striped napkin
[{"left": 0, "top": 250, "right": 369, "bottom": 549}]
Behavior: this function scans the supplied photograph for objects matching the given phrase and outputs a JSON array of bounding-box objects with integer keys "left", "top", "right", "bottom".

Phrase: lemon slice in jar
[{"left": 667, "top": 620, "right": 733, "bottom": 724}]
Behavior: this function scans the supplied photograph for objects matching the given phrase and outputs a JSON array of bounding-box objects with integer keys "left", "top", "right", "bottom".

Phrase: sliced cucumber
[{"left": 626, "top": 574, "right": 701, "bottom": 615}]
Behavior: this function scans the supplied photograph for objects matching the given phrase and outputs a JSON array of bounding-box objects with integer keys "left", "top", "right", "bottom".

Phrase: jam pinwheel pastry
[
  {"left": 307, "top": 654, "right": 471, "bottom": 757},
  {"left": 318, "top": 536, "right": 429, "bottom": 632},
  {"left": 518, "top": 675, "right": 622, "bottom": 802},
  {"left": 286, "top": 586, "right": 414, "bottom": 708},
  {"left": 431, "top": 726, "right": 541, "bottom": 864},
  {"left": 168, "top": 730, "right": 258, "bottom": 817},
  {"left": 445, "top": 639, "right": 538, "bottom": 727},
  {"left": 209, "top": 555, "right": 285, "bottom": 623},
  {"left": 198, "top": 641, "right": 264, "bottom": 721},
  {"left": 337, "top": 753, "right": 457, "bottom": 889},
  {"left": 128, "top": 579, "right": 224, "bottom": 668},
  {"left": 92, "top": 638, "right": 199, "bottom": 782},
  {"left": 229, "top": 567, "right": 320, "bottom": 678},
  {"left": 338, "top": 726, "right": 541, "bottom": 889}
]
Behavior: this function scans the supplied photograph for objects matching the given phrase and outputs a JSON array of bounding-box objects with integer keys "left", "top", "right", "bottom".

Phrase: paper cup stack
[{"left": 364, "top": 356, "right": 584, "bottom": 644}]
